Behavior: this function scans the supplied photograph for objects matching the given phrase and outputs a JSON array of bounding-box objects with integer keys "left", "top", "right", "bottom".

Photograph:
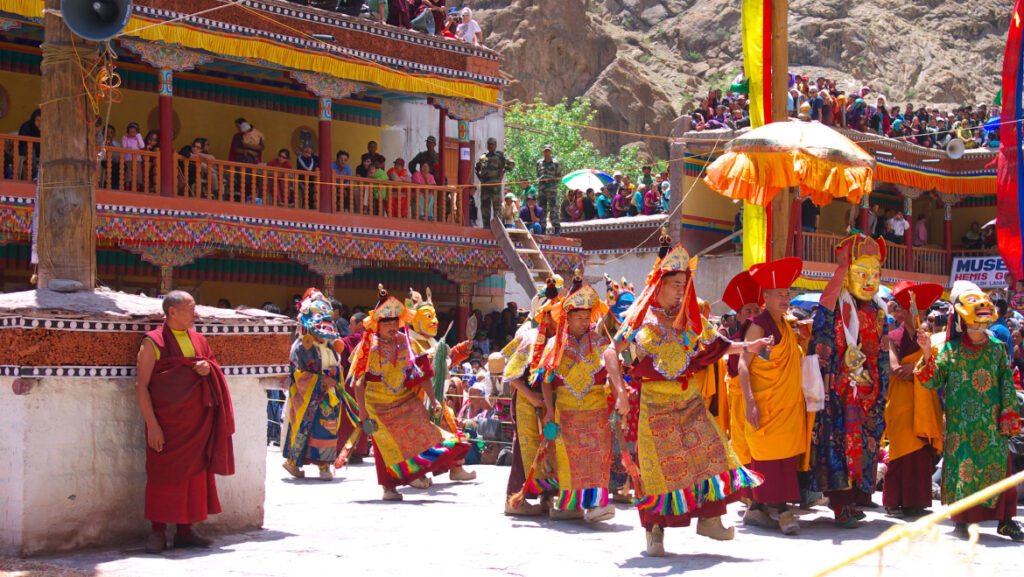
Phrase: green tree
[{"left": 504, "top": 96, "right": 665, "bottom": 198}]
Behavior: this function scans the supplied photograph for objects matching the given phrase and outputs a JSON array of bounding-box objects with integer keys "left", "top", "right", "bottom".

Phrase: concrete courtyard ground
[{"left": 3, "top": 447, "right": 1021, "bottom": 577}]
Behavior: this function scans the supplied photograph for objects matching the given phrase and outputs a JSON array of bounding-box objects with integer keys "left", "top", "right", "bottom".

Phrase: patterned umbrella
[
  {"left": 704, "top": 120, "right": 875, "bottom": 207},
  {"left": 561, "top": 169, "right": 613, "bottom": 191}
]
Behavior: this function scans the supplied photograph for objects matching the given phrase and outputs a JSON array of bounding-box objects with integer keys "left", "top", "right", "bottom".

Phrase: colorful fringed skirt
[
  {"left": 634, "top": 379, "right": 762, "bottom": 529},
  {"left": 366, "top": 386, "right": 468, "bottom": 488},
  {"left": 551, "top": 389, "right": 613, "bottom": 511}
]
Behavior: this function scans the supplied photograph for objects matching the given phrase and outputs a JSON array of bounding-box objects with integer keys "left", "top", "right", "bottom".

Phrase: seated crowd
[
  {"left": 692, "top": 75, "right": 1000, "bottom": 150},
  {"left": 288, "top": 0, "right": 484, "bottom": 46}
]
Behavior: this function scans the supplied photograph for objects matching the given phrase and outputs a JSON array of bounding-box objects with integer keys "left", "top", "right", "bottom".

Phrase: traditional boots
[
  {"left": 696, "top": 516, "right": 735, "bottom": 541},
  {"left": 449, "top": 466, "right": 477, "bottom": 481},
  {"left": 646, "top": 525, "right": 665, "bottom": 557}
]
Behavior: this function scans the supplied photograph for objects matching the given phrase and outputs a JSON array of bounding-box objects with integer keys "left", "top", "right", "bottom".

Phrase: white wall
[{"left": 0, "top": 375, "right": 270, "bottom": 556}]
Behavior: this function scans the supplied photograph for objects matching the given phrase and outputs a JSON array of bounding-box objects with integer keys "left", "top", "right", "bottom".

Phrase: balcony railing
[
  {"left": 2, "top": 135, "right": 462, "bottom": 225},
  {"left": 802, "top": 231, "right": 997, "bottom": 279}
]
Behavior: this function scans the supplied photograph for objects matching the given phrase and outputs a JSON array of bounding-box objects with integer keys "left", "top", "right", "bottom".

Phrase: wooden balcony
[
  {"left": 4, "top": 135, "right": 462, "bottom": 226},
  {"left": 799, "top": 231, "right": 997, "bottom": 286}
]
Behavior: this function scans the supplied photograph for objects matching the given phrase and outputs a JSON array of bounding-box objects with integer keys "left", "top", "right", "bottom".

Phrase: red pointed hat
[
  {"left": 892, "top": 281, "right": 943, "bottom": 311},
  {"left": 722, "top": 271, "right": 764, "bottom": 312},
  {"left": 749, "top": 257, "right": 803, "bottom": 291}
]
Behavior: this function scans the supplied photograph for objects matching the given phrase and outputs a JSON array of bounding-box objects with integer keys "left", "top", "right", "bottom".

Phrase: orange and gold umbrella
[{"left": 704, "top": 120, "right": 875, "bottom": 206}]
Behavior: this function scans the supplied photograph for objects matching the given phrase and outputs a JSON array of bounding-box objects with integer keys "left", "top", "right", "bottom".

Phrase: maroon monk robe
[
  {"left": 336, "top": 332, "right": 369, "bottom": 458},
  {"left": 144, "top": 325, "right": 235, "bottom": 524}
]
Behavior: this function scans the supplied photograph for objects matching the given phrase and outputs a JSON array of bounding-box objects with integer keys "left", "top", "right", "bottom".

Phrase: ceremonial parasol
[
  {"left": 704, "top": 120, "right": 875, "bottom": 207},
  {"left": 561, "top": 169, "right": 613, "bottom": 191}
]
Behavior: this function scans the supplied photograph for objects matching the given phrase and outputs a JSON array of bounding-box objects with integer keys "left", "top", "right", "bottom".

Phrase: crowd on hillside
[
  {"left": 287, "top": 0, "right": 484, "bottom": 45},
  {"left": 692, "top": 75, "right": 1001, "bottom": 150}
]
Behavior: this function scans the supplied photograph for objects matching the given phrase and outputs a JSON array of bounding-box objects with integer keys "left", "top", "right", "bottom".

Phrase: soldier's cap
[
  {"left": 487, "top": 137, "right": 497, "bottom": 145},
  {"left": 426, "top": 135, "right": 437, "bottom": 143},
  {"left": 542, "top": 144, "right": 552, "bottom": 151}
]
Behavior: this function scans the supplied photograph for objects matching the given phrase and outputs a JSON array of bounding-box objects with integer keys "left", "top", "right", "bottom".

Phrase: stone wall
[{"left": 0, "top": 375, "right": 270, "bottom": 557}]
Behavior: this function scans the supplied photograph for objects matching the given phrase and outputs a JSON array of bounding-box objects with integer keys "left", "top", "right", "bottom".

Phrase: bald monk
[{"left": 135, "top": 290, "right": 235, "bottom": 554}]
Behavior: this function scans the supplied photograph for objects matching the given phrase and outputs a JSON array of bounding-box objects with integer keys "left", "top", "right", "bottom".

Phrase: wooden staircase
[{"left": 490, "top": 216, "right": 554, "bottom": 299}]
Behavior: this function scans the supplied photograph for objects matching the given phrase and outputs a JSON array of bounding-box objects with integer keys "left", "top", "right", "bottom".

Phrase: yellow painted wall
[
  {"left": 0, "top": 70, "right": 380, "bottom": 160},
  {"left": 950, "top": 205, "right": 997, "bottom": 247},
  {"left": 682, "top": 175, "right": 740, "bottom": 223}
]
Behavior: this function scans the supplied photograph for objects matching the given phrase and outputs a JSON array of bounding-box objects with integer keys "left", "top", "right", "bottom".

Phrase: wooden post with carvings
[
  {"left": 769, "top": 0, "right": 790, "bottom": 261},
  {"left": 37, "top": 0, "right": 97, "bottom": 289}
]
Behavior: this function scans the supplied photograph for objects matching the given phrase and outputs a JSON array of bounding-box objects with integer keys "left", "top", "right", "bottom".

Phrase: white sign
[
  {"left": 460, "top": 148, "right": 471, "bottom": 161},
  {"left": 949, "top": 256, "right": 1009, "bottom": 289}
]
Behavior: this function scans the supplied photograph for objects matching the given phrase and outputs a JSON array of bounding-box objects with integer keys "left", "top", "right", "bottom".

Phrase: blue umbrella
[
  {"left": 790, "top": 292, "right": 821, "bottom": 310},
  {"left": 561, "top": 169, "right": 613, "bottom": 191},
  {"left": 984, "top": 116, "right": 1001, "bottom": 133}
]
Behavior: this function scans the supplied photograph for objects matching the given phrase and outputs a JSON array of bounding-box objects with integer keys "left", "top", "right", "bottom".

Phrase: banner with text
[{"left": 949, "top": 256, "right": 1010, "bottom": 288}]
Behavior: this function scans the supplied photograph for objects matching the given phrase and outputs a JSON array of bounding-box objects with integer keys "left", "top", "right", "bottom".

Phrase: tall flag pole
[
  {"left": 741, "top": 0, "right": 772, "bottom": 268},
  {"left": 998, "top": 0, "right": 1024, "bottom": 281}
]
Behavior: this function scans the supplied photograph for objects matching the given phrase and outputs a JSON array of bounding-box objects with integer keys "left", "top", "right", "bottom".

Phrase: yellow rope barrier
[{"left": 810, "top": 469, "right": 1024, "bottom": 577}]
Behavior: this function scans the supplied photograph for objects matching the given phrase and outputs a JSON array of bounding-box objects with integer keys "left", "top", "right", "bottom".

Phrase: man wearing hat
[
  {"left": 520, "top": 193, "right": 545, "bottom": 235},
  {"left": 882, "top": 281, "right": 944, "bottom": 519},
  {"left": 410, "top": 135, "right": 440, "bottom": 176},
  {"left": 500, "top": 191, "right": 521, "bottom": 228},
  {"left": 536, "top": 145, "right": 562, "bottom": 235},
  {"left": 738, "top": 257, "right": 809, "bottom": 536},
  {"left": 721, "top": 270, "right": 764, "bottom": 470},
  {"left": 349, "top": 285, "right": 475, "bottom": 501},
  {"left": 915, "top": 281, "right": 1023, "bottom": 541},
  {"left": 475, "top": 137, "right": 515, "bottom": 228}
]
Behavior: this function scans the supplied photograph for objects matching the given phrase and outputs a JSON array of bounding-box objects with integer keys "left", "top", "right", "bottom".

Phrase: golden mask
[
  {"left": 954, "top": 289, "right": 996, "bottom": 328},
  {"left": 406, "top": 288, "right": 439, "bottom": 337},
  {"left": 846, "top": 254, "right": 881, "bottom": 301}
]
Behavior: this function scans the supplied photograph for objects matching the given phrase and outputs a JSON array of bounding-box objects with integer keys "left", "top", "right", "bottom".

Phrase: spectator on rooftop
[
  {"left": 638, "top": 165, "right": 655, "bottom": 189},
  {"left": 643, "top": 182, "right": 661, "bottom": 215},
  {"left": 386, "top": 0, "right": 410, "bottom": 28},
  {"left": 595, "top": 186, "right": 613, "bottom": 219},
  {"left": 501, "top": 192, "right": 520, "bottom": 228},
  {"left": 632, "top": 184, "right": 645, "bottom": 217},
  {"left": 440, "top": 7, "right": 459, "bottom": 39},
  {"left": 519, "top": 193, "right": 544, "bottom": 234},
  {"left": 456, "top": 7, "right": 482, "bottom": 45},
  {"left": 611, "top": 184, "right": 630, "bottom": 218},
  {"left": 581, "top": 188, "right": 597, "bottom": 220},
  {"left": 561, "top": 188, "right": 581, "bottom": 222}
]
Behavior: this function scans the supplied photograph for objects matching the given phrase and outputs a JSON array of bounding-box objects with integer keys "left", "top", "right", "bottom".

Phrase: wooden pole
[
  {"left": 769, "top": 0, "right": 790, "bottom": 260},
  {"left": 38, "top": 0, "right": 97, "bottom": 289}
]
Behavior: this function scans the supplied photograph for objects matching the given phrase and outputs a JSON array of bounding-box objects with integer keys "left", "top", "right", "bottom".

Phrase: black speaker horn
[{"left": 61, "top": 0, "right": 133, "bottom": 42}]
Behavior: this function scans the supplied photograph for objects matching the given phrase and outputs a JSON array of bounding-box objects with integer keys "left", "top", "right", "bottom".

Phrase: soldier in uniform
[
  {"left": 475, "top": 137, "right": 515, "bottom": 228},
  {"left": 535, "top": 144, "right": 562, "bottom": 235},
  {"left": 410, "top": 135, "right": 440, "bottom": 177}
]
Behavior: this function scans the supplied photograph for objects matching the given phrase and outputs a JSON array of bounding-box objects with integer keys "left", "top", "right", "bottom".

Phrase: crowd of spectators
[
  {"left": 289, "top": 0, "right": 484, "bottom": 46},
  {"left": 692, "top": 75, "right": 1001, "bottom": 151}
]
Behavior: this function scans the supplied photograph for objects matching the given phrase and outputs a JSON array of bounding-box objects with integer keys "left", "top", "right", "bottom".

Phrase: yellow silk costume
[
  {"left": 726, "top": 372, "right": 751, "bottom": 465},
  {"left": 546, "top": 331, "right": 612, "bottom": 510},
  {"left": 884, "top": 348, "right": 944, "bottom": 461},
  {"left": 502, "top": 327, "right": 557, "bottom": 492},
  {"left": 698, "top": 357, "right": 730, "bottom": 435},
  {"left": 744, "top": 314, "right": 810, "bottom": 464}
]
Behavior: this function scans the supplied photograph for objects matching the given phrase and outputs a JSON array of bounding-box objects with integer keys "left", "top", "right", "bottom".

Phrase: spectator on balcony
[
  {"left": 982, "top": 221, "right": 997, "bottom": 249},
  {"left": 100, "top": 124, "right": 121, "bottom": 190},
  {"left": 267, "top": 149, "right": 293, "bottom": 206},
  {"left": 360, "top": 141, "right": 386, "bottom": 168},
  {"left": 412, "top": 161, "right": 437, "bottom": 221},
  {"left": 519, "top": 193, "right": 544, "bottom": 234},
  {"left": 410, "top": 135, "right": 439, "bottom": 177},
  {"left": 456, "top": 7, "right": 482, "bottom": 45},
  {"left": 296, "top": 146, "right": 318, "bottom": 173},
  {"left": 191, "top": 138, "right": 220, "bottom": 198},
  {"left": 387, "top": 158, "right": 411, "bottom": 218},
  {"left": 18, "top": 109, "right": 40, "bottom": 180},
  {"left": 801, "top": 197, "right": 819, "bottom": 233},
  {"left": 355, "top": 155, "right": 374, "bottom": 179},
  {"left": 962, "top": 221, "right": 983, "bottom": 250},
  {"left": 886, "top": 211, "right": 909, "bottom": 244},
  {"left": 913, "top": 214, "right": 928, "bottom": 247},
  {"left": 331, "top": 150, "right": 352, "bottom": 176},
  {"left": 296, "top": 146, "right": 319, "bottom": 209},
  {"left": 367, "top": 0, "right": 387, "bottom": 23},
  {"left": 581, "top": 188, "right": 597, "bottom": 220},
  {"left": 561, "top": 188, "right": 582, "bottom": 222},
  {"left": 612, "top": 185, "right": 629, "bottom": 218},
  {"left": 595, "top": 186, "right": 612, "bottom": 219},
  {"left": 229, "top": 118, "right": 263, "bottom": 164},
  {"left": 386, "top": 0, "right": 411, "bottom": 29},
  {"left": 501, "top": 192, "right": 520, "bottom": 228},
  {"left": 868, "top": 203, "right": 884, "bottom": 237}
]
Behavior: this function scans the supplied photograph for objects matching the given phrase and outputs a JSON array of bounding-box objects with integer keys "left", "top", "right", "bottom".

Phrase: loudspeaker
[
  {"left": 62, "top": 0, "right": 133, "bottom": 42},
  {"left": 946, "top": 138, "right": 965, "bottom": 160}
]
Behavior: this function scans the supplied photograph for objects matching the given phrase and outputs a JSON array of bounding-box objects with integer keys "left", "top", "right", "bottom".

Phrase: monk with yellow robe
[
  {"left": 738, "top": 257, "right": 809, "bottom": 536},
  {"left": 882, "top": 281, "right": 944, "bottom": 518},
  {"left": 721, "top": 271, "right": 764, "bottom": 469}
]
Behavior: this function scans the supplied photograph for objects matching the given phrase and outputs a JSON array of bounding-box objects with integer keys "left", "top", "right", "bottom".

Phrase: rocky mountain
[{"left": 474, "top": 0, "right": 1012, "bottom": 159}]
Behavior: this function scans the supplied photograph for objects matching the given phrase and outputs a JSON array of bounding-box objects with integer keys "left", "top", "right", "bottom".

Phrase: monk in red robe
[{"left": 136, "top": 290, "right": 235, "bottom": 554}]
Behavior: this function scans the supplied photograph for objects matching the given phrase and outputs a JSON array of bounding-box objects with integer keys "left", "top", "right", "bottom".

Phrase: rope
[{"left": 810, "top": 469, "right": 1024, "bottom": 577}]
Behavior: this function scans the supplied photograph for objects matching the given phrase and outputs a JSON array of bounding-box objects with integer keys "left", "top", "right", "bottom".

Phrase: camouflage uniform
[
  {"left": 474, "top": 141, "right": 515, "bottom": 227},
  {"left": 535, "top": 152, "right": 562, "bottom": 234}
]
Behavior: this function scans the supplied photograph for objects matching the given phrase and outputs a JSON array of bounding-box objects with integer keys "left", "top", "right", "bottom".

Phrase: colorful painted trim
[
  {"left": 634, "top": 466, "right": 763, "bottom": 515},
  {"left": 556, "top": 488, "right": 609, "bottom": 511},
  {"left": 388, "top": 436, "right": 465, "bottom": 479},
  {"left": 524, "top": 477, "right": 559, "bottom": 494},
  {"left": 875, "top": 158, "right": 995, "bottom": 197},
  {"left": 683, "top": 152, "right": 715, "bottom": 177}
]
